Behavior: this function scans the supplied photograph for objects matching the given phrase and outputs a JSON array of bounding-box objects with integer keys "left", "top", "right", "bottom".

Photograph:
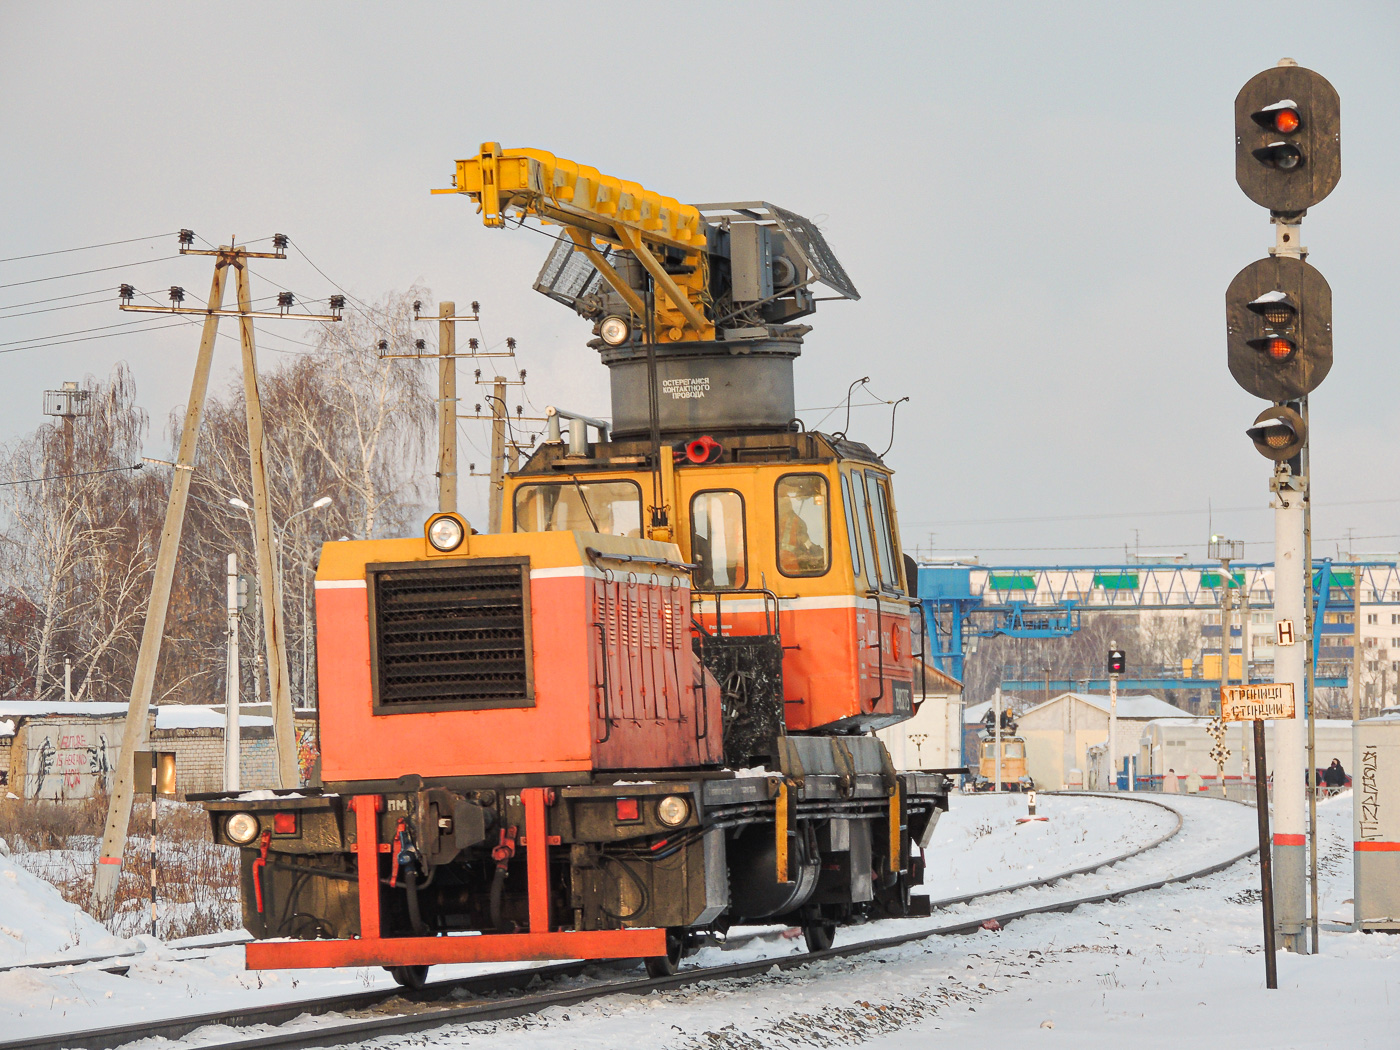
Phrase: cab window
[
  {"left": 840, "top": 474, "right": 862, "bottom": 580},
  {"left": 775, "top": 474, "right": 830, "bottom": 577},
  {"left": 690, "top": 490, "right": 748, "bottom": 589},
  {"left": 513, "top": 480, "right": 643, "bottom": 535},
  {"left": 847, "top": 471, "right": 880, "bottom": 590},
  {"left": 864, "top": 469, "right": 903, "bottom": 594}
]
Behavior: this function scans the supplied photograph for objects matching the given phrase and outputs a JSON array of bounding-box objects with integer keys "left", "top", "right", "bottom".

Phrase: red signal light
[
  {"left": 615, "top": 798, "right": 640, "bottom": 822},
  {"left": 272, "top": 812, "right": 298, "bottom": 835},
  {"left": 1273, "top": 108, "right": 1300, "bottom": 133},
  {"left": 1266, "top": 338, "right": 1293, "bottom": 361}
]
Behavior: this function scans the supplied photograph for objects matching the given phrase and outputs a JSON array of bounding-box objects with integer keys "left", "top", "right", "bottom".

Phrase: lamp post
[{"left": 229, "top": 495, "right": 333, "bottom": 710}]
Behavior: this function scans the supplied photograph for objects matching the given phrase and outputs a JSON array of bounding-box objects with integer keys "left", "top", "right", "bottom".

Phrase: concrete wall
[
  {"left": 877, "top": 693, "right": 963, "bottom": 771},
  {"left": 5, "top": 714, "right": 319, "bottom": 800}
]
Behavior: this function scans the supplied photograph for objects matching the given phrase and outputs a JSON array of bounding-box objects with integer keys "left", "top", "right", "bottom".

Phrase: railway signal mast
[{"left": 1227, "top": 59, "right": 1340, "bottom": 955}]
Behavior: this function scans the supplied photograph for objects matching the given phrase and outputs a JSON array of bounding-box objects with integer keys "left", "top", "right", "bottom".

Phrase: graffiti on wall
[
  {"left": 296, "top": 725, "right": 320, "bottom": 785},
  {"left": 25, "top": 723, "right": 119, "bottom": 800}
]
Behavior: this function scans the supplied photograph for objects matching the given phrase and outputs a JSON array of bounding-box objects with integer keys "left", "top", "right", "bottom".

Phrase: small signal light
[
  {"left": 615, "top": 798, "right": 641, "bottom": 822},
  {"left": 271, "top": 812, "right": 297, "bottom": 835},
  {"left": 1107, "top": 649, "right": 1126, "bottom": 676},
  {"left": 1266, "top": 337, "right": 1294, "bottom": 360},
  {"left": 1273, "top": 108, "right": 1300, "bottom": 133}
]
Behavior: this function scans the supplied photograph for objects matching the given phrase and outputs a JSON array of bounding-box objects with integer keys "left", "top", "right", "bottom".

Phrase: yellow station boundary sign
[{"left": 1220, "top": 682, "right": 1296, "bottom": 722}]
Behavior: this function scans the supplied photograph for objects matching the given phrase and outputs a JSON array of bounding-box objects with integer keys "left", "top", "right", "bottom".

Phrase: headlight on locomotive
[
  {"left": 226, "top": 812, "right": 261, "bottom": 845},
  {"left": 427, "top": 515, "right": 465, "bottom": 552},
  {"left": 656, "top": 794, "right": 690, "bottom": 827}
]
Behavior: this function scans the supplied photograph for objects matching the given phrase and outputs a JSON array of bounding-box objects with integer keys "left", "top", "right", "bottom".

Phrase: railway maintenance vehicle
[{"left": 205, "top": 144, "right": 952, "bottom": 986}]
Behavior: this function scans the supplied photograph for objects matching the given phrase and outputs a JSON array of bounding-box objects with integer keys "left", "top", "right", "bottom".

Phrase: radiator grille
[{"left": 370, "top": 559, "right": 533, "bottom": 710}]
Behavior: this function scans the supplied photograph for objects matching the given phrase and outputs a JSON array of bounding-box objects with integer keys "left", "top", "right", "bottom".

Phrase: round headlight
[
  {"left": 656, "top": 795, "right": 690, "bottom": 827},
  {"left": 226, "top": 812, "right": 261, "bottom": 845},
  {"left": 427, "top": 515, "right": 465, "bottom": 552},
  {"left": 599, "top": 315, "right": 631, "bottom": 346}
]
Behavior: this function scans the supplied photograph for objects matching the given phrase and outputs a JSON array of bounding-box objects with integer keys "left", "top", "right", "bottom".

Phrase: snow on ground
[
  {"left": 369, "top": 793, "right": 1396, "bottom": 1050},
  {"left": 919, "top": 791, "right": 1177, "bottom": 898},
  {"left": 0, "top": 793, "right": 1163, "bottom": 1041},
  {"left": 0, "top": 845, "right": 133, "bottom": 965},
  {"left": 3, "top": 792, "right": 1395, "bottom": 1049}
]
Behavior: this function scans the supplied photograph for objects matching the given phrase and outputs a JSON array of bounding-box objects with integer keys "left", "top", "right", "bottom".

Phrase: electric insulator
[
  {"left": 415, "top": 338, "right": 426, "bottom": 351},
  {"left": 469, "top": 338, "right": 479, "bottom": 350},
  {"left": 328, "top": 294, "right": 345, "bottom": 312},
  {"left": 177, "top": 229, "right": 195, "bottom": 247},
  {"left": 118, "top": 284, "right": 135, "bottom": 302},
  {"left": 272, "top": 233, "right": 289, "bottom": 251},
  {"left": 471, "top": 300, "right": 480, "bottom": 314},
  {"left": 506, "top": 337, "right": 516, "bottom": 350},
  {"left": 377, "top": 339, "right": 388, "bottom": 351},
  {"left": 169, "top": 286, "right": 185, "bottom": 304},
  {"left": 277, "top": 292, "right": 294, "bottom": 309},
  {"left": 413, "top": 299, "right": 422, "bottom": 316}
]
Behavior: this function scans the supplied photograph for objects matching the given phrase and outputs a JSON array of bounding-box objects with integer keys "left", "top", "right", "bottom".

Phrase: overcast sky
[{"left": 2, "top": 1, "right": 1397, "bottom": 565}]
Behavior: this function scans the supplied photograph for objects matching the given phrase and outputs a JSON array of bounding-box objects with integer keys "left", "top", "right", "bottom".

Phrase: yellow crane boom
[{"left": 434, "top": 142, "right": 713, "bottom": 341}]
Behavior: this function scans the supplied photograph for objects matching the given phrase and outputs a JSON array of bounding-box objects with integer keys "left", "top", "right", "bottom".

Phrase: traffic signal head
[
  {"left": 1226, "top": 256, "right": 1332, "bottom": 401},
  {"left": 1235, "top": 62, "right": 1340, "bottom": 214},
  {"left": 1108, "top": 649, "right": 1126, "bottom": 675},
  {"left": 1246, "top": 405, "right": 1307, "bottom": 462}
]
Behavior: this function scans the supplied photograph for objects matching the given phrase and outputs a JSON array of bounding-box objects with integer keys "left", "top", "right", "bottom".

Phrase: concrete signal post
[
  {"left": 1107, "top": 646, "right": 1124, "bottom": 788},
  {"left": 1228, "top": 59, "right": 1340, "bottom": 954}
]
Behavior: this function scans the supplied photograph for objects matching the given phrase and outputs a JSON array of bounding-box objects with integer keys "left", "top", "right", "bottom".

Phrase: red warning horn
[{"left": 683, "top": 435, "right": 723, "bottom": 465}]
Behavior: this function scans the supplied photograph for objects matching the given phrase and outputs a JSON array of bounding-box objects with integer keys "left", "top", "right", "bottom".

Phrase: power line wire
[
  {"left": 0, "top": 463, "right": 146, "bottom": 487},
  {"left": 0, "top": 287, "right": 119, "bottom": 313},
  {"left": 0, "top": 295, "right": 117, "bottom": 320},
  {"left": 0, "top": 255, "right": 183, "bottom": 291},
  {"left": 0, "top": 232, "right": 177, "bottom": 265}
]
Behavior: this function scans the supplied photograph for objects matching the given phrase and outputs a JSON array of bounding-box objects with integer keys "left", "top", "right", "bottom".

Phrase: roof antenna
[
  {"left": 880, "top": 396, "right": 910, "bottom": 457},
  {"left": 835, "top": 376, "right": 869, "bottom": 439}
]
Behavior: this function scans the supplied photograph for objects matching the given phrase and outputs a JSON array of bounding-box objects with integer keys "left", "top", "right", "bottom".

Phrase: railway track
[{"left": 6, "top": 793, "right": 1242, "bottom": 1050}]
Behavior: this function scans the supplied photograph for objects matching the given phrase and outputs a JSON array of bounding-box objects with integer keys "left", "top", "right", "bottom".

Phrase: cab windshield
[{"left": 513, "top": 481, "right": 643, "bottom": 535}]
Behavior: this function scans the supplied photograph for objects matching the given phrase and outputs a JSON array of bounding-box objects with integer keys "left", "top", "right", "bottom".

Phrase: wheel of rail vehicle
[
  {"left": 388, "top": 964, "right": 430, "bottom": 990},
  {"left": 803, "top": 921, "right": 837, "bottom": 952},
  {"left": 644, "top": 928, "right": 685, "bottom": 978}
]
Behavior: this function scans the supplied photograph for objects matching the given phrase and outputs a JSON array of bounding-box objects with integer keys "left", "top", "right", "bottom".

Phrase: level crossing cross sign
[{"left": 1220, "top": 682, "right": 1297, "bottom": 722}]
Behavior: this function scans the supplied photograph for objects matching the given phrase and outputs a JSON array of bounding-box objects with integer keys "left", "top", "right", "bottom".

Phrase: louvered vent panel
[{"left": 371, "top": 560, "right": 532, "bottom": 709}]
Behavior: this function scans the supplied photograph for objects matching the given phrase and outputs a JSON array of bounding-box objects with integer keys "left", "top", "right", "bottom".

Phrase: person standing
[{"left": 1162, "top": 767, "right": 1180, "bottom": 793}]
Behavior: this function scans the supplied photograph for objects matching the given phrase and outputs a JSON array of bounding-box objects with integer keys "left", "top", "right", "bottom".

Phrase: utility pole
[
  {"left": 94, "top": 235, "right": 341, "bottom": 915},
  {"left": 994, "top": 688, "right": 1003, "bottom": 792},
  {"left": 235, "top": 261, "right": 299, "bottom": 790},
  {"left": 1353, "top": 558, "right": 1364, "bottom": 720},
  {"left": 224, "top": 553, "right": 242, "bottom": 793},
  {"left": 437, "top": 302, "right": 458, "bottom": 513},
  {"left": 488, "top": 377, "right": 507, "bottom": 533}
]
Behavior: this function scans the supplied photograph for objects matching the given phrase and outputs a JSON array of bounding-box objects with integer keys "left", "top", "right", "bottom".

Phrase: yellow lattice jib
[{"left": 435, "top": 143, "right": 713, "bottom": 342}]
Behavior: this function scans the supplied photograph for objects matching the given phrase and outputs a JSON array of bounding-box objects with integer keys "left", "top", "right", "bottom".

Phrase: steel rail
[{"left": 3, "top": 793, "right": 1220, "bottom": 1050}]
